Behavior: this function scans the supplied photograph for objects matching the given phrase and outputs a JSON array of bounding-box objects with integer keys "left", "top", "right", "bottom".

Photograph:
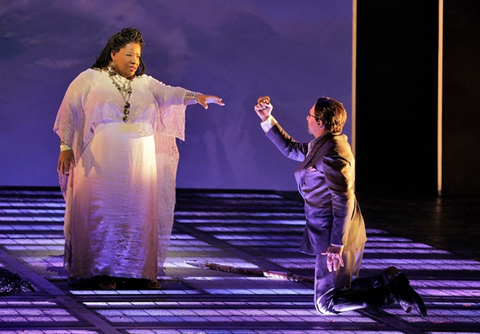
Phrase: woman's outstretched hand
[{"left": 197, "top": 94, "right": 225, "bottom": 109}]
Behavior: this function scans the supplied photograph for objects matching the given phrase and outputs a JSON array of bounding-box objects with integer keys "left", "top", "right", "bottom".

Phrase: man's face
[{"left": 306, "top": 105, "right": 320, "bottom": 136}]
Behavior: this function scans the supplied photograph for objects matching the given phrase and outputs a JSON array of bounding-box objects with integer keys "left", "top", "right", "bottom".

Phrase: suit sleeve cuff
[{"left": 260, "top": 115, "right": 277, "bottom": 133}]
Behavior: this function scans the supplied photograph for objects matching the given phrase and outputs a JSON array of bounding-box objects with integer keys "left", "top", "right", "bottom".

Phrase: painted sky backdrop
[{"left": 0, "top": 0, "right": 352, "bottom": 191}]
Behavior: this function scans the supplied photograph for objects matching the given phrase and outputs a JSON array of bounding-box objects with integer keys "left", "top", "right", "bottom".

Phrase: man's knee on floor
[{"left": 315, "top": 292, "right": 339, "bottom": 315}]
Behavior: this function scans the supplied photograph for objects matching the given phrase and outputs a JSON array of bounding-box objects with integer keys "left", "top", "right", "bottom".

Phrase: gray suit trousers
[{"left": 314, "top": 246, "right": 364, "bottom": 314}]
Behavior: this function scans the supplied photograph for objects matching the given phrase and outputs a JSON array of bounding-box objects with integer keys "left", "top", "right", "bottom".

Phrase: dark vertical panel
[
  {"left": 442, "top": 0, "right": 480, "bottom": 196},
  {"left": 356, "top": 0, "right": 438, "bottom": 195}
]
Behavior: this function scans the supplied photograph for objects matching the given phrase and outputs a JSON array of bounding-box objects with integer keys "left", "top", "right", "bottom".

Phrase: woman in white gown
[{"left": 54, "top": 27, "right": 224, "bottom": 289}]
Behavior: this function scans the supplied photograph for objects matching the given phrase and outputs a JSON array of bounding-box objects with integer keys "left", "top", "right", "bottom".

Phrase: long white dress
[{"left": 53, "top": 68, "right": 188, "bottom": 281}]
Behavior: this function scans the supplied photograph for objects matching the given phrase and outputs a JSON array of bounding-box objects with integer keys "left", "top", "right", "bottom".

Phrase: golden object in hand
[{"left": 257, "top": 96, "right": 270, "bottom": 105}]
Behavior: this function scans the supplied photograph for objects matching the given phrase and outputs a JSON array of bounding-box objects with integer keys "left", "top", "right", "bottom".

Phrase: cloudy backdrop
[{"left": 0, "top": 0, "right": 353, "bottom": 191}]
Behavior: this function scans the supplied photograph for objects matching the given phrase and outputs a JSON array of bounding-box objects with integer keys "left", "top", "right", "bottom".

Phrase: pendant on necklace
[
  {"left": 107, "top": 67, "right": 132, "bottom": 122},
  {"left": 123, "top": 102, "right": 131, "bottom": 122}
]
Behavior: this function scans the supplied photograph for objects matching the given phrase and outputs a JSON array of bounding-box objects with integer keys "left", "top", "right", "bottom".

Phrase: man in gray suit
[{"left": 254, "top": 96, "right": 427, "bottom": 316}]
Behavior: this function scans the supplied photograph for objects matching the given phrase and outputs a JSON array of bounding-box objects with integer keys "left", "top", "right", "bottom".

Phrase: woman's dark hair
[
  {"left": 314, "top": 97, "right": 347, "bottom": 133},
  {"left": 91, "top": 27, "right": 146, "bottom": 76}
]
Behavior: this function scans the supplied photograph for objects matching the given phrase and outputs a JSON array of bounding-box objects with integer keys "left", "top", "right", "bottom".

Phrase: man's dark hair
[{"left": 314, "top": 97, "right": 347, "bottom": 133}]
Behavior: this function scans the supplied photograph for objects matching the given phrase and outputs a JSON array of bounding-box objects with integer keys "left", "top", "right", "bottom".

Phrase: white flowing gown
[{"left": 53, "top": 68, "right": 188, "bottom": 281}]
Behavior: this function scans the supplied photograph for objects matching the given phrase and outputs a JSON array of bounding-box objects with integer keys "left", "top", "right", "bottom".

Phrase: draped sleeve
[
  {"left": 145, "top": 75, "right": 189, "bottom": 272},
  {"left": 53, "top": 70, "right": 92, "bottom": 197},
  {"left": 146, "top": 75, "right": 188, "bottom": 141}
]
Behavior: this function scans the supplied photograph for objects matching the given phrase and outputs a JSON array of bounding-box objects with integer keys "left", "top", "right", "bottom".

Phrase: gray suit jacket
[{"left": 266, "top": 123, "right": 367, "bottom": 255}]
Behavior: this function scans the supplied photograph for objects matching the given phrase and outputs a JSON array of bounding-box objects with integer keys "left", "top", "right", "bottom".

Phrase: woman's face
[{"left": 110, "top": 42, "right": 141, "bottom": 78}]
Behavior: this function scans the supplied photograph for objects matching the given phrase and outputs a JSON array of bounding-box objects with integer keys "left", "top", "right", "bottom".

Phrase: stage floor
[{"left": 0, "top": 187, "right": 479, "bottom": 333}]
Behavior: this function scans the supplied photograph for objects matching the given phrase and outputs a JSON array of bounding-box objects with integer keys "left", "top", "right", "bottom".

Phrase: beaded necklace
[{"left": 107, "top": 66, "right": 132, "bottom": 122}]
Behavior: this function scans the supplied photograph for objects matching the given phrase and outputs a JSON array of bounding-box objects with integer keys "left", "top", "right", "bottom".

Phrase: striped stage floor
[{"left": 0, "top": 187, "right": 479, "bottom": 333}]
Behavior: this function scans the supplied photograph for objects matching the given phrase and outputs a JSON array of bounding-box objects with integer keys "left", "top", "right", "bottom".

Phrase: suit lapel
[
  {"left": 295, "top": 133, "right": 334, "bottom": 195},
  {"left": 301, "top": 133, "right": 333, "bottom": 169}
]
